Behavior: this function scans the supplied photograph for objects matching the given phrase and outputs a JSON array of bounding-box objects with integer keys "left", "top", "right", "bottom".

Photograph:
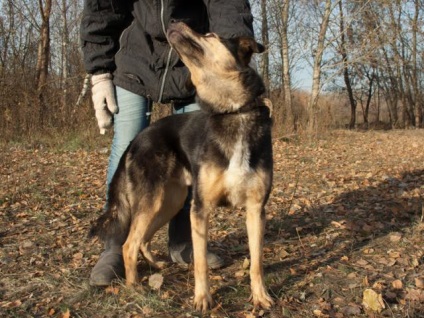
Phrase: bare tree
[
  {"left": 281, "top": 0, "right": 294, "bottom": 131},
  {"left": 36, "top": 0, "right": 52, "bottom": 93},
  {"left": 338, "top": 0, "right": 355, "bottom": 129},
  {"left": 260, "top": 0, "right": 270, "bottom": 91},
  {"left": 411, "top": 0, "right": 421, "bottom": 128},
  {"left": 307, "top": 0, "right": 335, "bottom": 132}
]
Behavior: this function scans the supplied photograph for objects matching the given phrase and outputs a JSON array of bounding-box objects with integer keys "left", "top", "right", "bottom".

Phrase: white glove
[{"left": 91, "top": 73, "right": 119, "bottom": 134}]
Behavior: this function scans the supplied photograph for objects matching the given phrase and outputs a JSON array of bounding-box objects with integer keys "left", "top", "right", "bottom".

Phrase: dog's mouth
[{"left": 167, "top": 22, "right": 195, "bottom": 43}]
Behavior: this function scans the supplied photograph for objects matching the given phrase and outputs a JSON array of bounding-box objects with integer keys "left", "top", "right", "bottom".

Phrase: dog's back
[{"left": 90, "top": 113, "right": 196, "bottom": 242}]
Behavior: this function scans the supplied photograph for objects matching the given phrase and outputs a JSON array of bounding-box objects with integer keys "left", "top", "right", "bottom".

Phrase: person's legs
[
  {"left": 107, "top": 87, "right": 152, "bottom": 187},
  {"left": 168, "top": 102, "right": 224, "bottom": 269},
  {"left": 90, "top": 86, "right": 151, "bottom": 286}
]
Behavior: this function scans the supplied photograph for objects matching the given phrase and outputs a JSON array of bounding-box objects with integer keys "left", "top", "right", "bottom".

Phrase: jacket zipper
[{"left": 158, "top": 0, "right": 173, "bottom": 103}]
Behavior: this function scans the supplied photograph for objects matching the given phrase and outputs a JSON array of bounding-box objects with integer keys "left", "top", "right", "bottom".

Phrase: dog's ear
[{"left": 236, "top": 37, "right": 265, "bottom": 66}]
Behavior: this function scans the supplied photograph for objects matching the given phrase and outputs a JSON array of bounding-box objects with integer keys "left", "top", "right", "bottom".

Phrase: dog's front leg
[
  {"left": 190, "top": 203, "right": 212, "bottom": 312},
  {"left": 246, "top": 202, "right": 274, "bottom": 309}
]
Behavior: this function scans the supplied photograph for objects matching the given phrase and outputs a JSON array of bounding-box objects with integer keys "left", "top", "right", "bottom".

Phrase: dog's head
[{"left": 167, "top": 22, "right": 265, "bottom": 113}]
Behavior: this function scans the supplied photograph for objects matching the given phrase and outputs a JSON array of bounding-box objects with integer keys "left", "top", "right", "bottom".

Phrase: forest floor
[{"left": 1, "top": 129, "right": 424, "bottom": 318}]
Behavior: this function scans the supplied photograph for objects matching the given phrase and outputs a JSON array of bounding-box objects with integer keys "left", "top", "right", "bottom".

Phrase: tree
[
  {"left": 281, "top": 0, "right": 294, "bottom": 131},
  {"left": 260, "top": 0, "right": 270, "bottom": 92},
  {"left": 338, "top": 0, "right": 356, "bottom": 129},
  {"left": 307, "top": 0, "right": 335, "bottom": 132},
  {"left": 36, "top": 0, "right": 52, "bottom": 93},
  {"left": 411, "top": 0, "right": 421, "bottom": 128}
]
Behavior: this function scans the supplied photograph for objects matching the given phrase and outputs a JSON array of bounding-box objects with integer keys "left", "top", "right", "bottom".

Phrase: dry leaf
[
  {"left": 73, "top": 252, "right": 83, "bottom": 260},
  {"left": 105, "top": 286, "right": 120, "bottom": 295},
  {"left": 415, "top": 278, "right": 424, "bottom": 289},
  {"left": 62, "top": 309, "right": 71, "bottom": 318},
  {"left": 340, "top": 255, "right": 349, "bottom": 261},
  {"left": 235, "top": 270, "right": 245, "bottom": 277},
  {"left": 392, "top": 279, "right": 403, "bottom": 290},
  {"left": 242, "top": 257, "right": 250, "bottom": 269},
  {"left": 342, "top": 303, "right": 361, "bottom": 316},
  {"left": 389, "top": 233, "right": 402, "bottom": 242},
  {"left": 372, "top": 282, "right": 384, "bottom": 290},
  {"left": 362, "top": 289, "right": 385, "bottom": 313},
  {"left": 362, "top": 276, "right": 369, "bottom": 287},
  {"left": 142, "top": 306, "right": 154, "bottom": 316},
  {"left": 405, "top": 288, "right": 424, "bottom": 301},
  {"left": 148, "top": 273, "right": 164, "bottom": 290},
  {"left": 1, "top": 300, "right": 22, "bottom": 308},
  {"left": 387, "top": 251, "right": 401, "bottom": 258},
  {"left": 211, "top": 275, "right": 223, "bottom": 281},
  {"left": 356, "top": 259, "right": 368, "bottom": 266}
]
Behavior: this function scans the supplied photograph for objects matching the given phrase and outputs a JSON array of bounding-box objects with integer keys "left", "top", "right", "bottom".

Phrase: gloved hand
[{"left": 91, "top": 73, "right": 119, "bottom": 134}]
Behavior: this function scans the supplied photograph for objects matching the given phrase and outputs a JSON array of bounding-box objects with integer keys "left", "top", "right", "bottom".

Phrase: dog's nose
[{"left": 169, "top": 19, "right": 181, "bottom": 25}]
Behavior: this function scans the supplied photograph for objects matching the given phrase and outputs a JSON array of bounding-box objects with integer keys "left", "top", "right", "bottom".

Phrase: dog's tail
[{"left": 89, "top": 162, "right": 131, "bottom": 243}]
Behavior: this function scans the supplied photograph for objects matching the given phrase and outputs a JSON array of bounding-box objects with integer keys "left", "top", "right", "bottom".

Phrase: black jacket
[{"left": 80, "top": 0, "right": 254, "bottom": 103}]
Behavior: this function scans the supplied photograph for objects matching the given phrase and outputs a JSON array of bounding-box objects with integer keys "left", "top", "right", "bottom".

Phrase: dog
[{"left": 90, "top": 21, "right": 274, "bottom": 311}]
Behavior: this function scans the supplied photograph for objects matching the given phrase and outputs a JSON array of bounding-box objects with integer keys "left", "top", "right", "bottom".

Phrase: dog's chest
[{"left": 224, "top": 135, "right": 253, "bottom": 206}]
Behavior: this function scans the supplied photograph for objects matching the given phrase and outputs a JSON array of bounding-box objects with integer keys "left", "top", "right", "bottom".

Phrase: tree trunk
[
  {"left": 260, "top": 0, "right": 270, "bottom": 93},
  {"left": 35, "top": 0, "right": 52, "bottom": 124},
  {"left": 338, "top": 1, "right": 356, "bottom": 129},
  {"left": 36, "top": 0, "right": 52, "bottom": 93},
  {"left": 281, "top": 0, "right": 294, "bottom": 132},
  {"left": 307, "top": 0, "right": 333, "bottom": 133},
  {"left": 0, "top": 1, "right": 14, "bottom": 72},
  {"left": 61, "top": 0, "right": 70, "bottom": 120},
  {"left": 363, "top": 73, "right": 374, "bottom": 126},
  {"left": 412, "top": 0, "right": 421, "bottom": 128}
]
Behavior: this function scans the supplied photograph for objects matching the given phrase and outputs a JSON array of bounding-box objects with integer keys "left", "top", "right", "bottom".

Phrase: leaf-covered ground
[{"left": 1, "top": 130, "right": 423, "bottom": 318}]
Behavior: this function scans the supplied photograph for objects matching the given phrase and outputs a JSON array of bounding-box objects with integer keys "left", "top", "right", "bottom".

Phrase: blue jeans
[{"left": 107, "top": 86, "right": 199, "bottom": 247}]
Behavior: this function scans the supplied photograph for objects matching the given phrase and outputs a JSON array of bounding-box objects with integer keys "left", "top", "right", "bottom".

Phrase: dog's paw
[
  {"left": 249, "top": 290, "right": 274, "bottom": 309},
  {"left": 151, "top": 260, "right": 167, "bottom": 270},
  {"left": 193, "top": 292, "right": 213, "bottom": 312}
]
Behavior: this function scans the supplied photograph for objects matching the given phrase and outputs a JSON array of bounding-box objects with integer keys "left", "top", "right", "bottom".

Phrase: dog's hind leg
[
  {"left": 140, "top": 179, "right": 188, "bottom": 269},
  {"left": 123, "top": 180, "right": 188, "bottom": 286},
  {"left": 123, "top": 210, "right": 169, "bottom": 285},
  {"left": 122, "top": 212, "right": 148, "bottom": 287},
  {"left": 245, "top": 198, "right": 274, "bottom": 309},
  {"left": 140, "top": 242, "right": 167, "bottom": 269}
]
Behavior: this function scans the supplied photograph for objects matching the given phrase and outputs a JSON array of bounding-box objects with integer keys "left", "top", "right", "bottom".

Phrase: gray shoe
[
  {"left": 89, "top": 246, "right": 125, "bottom": 287},
  {"left": 169, "top": 243, "right": 224, "bottom": 269}
]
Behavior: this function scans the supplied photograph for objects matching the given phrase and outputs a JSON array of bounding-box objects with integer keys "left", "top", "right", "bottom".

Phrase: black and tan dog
[{"left": 90, "top": 22, "right": 274, "bottom": 311}]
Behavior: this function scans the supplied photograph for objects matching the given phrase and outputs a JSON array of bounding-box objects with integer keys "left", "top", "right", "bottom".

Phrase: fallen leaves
[
  {"left": 362, "top": 289, "right": 385, "bottom": 313},
  {"left": 1, "top": 130, "right": 424, "bottom": 317},
  {"left": 391, "top": 279, "right": 403, "bottom": 290},
  {"left": 148, "top": 273, "right": 164, "bottom": 290},
  {"left": 1, "top": 300, "right": 22, "bottom": 309},
  {"left": 415, "top": 278, "right": 424, "bottom": 289},
  {"left": 389, "top": 232, "right": 403, "bottom": 242},
  {"left": 105, "top": 286, "right": 120, "bottom": 295}
]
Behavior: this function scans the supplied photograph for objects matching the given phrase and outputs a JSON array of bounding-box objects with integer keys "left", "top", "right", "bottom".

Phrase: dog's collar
[
  {"left": 227, "top": 98, "right": 273, "bottom": 117},
  {"left": 233, "top": 100, "right": 260, "bottom": 113}
]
